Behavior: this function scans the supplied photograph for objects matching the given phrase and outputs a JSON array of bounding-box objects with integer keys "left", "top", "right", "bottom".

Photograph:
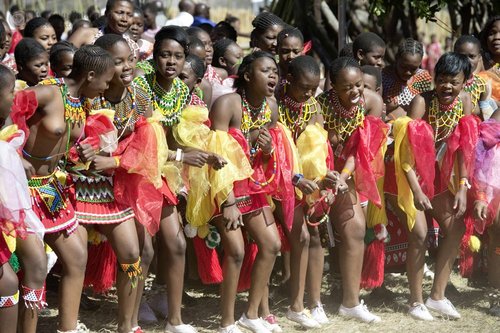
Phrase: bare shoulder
[
  {"left": 210, "top": 93, "right": 241, "bottom": 130},
  {"left": 68, "top": 27, "right": 98, "bottom": 47},
  {"left": 364, "top": 89, "right": 383, "bottom": 117},
  {"left": 408, "top": 94, "right": 427, "bottom": 119},
  {"left": 459, "top": 90, "right": 473, "bottom": 115},
  {"left": 28, "top": 85, "right": 60, "bottom": 109}
]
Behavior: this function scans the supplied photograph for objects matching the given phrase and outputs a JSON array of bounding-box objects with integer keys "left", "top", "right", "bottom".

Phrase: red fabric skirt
[{"left": 28, "top": 173, "right": 78, "bottom": 234}]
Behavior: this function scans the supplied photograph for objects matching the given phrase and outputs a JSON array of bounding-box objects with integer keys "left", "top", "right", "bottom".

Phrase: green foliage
[{"left": 370, "top": 0, "right": 447, "bottom": 22}]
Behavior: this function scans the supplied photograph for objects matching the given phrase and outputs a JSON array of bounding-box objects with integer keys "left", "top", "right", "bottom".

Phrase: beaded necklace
[
  {"left": 99, "top": 85, "right": 139, "bottom": 132},
  {"left": 383, "top": 68, "right": 432, "bottom": 106},
  {"left": 240, "top": 91, "right": 275, "bottom": 187},
  {"left": 240, "top": 91, "right": 271, "bottom": 136},
  {"left": 322, "top": 90, "right": 365, "bottom": 143},
  {"left": 428, "top": 93, "right": 463, "bottom": 142},
  {"left": 278, "top": 85, "right": 316, "bottom": 141},
  {"left": 40, "top": 78, "right": 87, "bottom": 125},
  {"left": 463, "top": 74, "right": 486, "bottom": 107}
]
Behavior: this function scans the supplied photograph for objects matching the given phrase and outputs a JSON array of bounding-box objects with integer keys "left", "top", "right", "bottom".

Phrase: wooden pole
[{"left": 338, "top": 0, "right": 346, "bottom": 51}]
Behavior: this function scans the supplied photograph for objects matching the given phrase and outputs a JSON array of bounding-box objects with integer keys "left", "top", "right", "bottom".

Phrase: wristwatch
[{"left": 292, "top": 173, "right": 304, "bottom": 186}]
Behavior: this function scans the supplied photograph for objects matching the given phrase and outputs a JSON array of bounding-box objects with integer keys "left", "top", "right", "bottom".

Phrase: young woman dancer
[
  {"left": 393, "top": 52, "right": 476, "bottom": 320},
  {"left": 206, "top": 51, "right": 282, "bottom": 333},
  {"left": 14, "top": 39, "right": 49, "bottom": 87},
  {"left": 317, "top": 57, "right": 387, "bottom": 323},
  {"left": 15, "top": 45, "right": 114, "bottom": 333}
]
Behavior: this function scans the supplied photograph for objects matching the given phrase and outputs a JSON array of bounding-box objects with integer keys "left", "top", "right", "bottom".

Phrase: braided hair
[
  {"left": 277, "top": 27, "right": 304, "bottom": 48},
  {"left": 50, "top": 41, "right": 77, "bottom": 69},
  {"left": 329, "top": 56, "right": 360, "bottom": 84},
  {"left": 250, "top": 12, "right": 285, "bottom": 47},
  {"left": 396, "top": 38, "right": 424, "bottom": 59},
  {"left": 185, "top": 54, "right": 206, "bottom": 79},
  {"left": 94, "top": 33, "right": 129, "bottom": 51},
  {"left": 288, "top": 55, "right": 320, "bottom": 78},
  {"left": 69, "top": 45, "right": 114, "bottom": 78},
  {"left": 352, "top": 32, "right": 385, "bottom": 57}
]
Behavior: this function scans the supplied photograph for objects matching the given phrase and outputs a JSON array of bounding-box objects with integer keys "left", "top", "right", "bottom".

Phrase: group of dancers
[{"left": 0, "top": 1, "right": 499, "bottom": 333}]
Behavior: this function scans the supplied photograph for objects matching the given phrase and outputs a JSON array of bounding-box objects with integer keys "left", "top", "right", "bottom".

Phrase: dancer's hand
[
  {"left": 414, "top": 190, "right": 433, "bottom": 211},
  {"left": 182, "top": 150, "right": 209, "bottom": 167},
  {"left": 222, "top": 204, "right": 243, "bottom": 230},
  {"left": 22, "top": 158, "right": 35, "bottom": 179},
  {"left": 207, "top": 153, "right": 227, "bottom": 170},
  {"left": 473, "top": 200, "right": 488, "bottom": 221},
  {"left": 453, "top": 188, "right": 467, "bottom": 217},
  {"left": 78, "top": 143, "right": 96, "bottom": 162},
  {"left": 296, "top": 178, "right": 319, "bottom": 195},
  {"left": 257, "top": 128, "right": 273, "bottom": 154},
  {"left": 333, "top": 178, "right": 349, "bottom": 195},
  {"left": 91, "top": 156, "right": 116, "bottom": 172}
]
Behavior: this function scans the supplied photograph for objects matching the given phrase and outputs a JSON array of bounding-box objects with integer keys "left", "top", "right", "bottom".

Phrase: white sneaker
[
  {"left": 218, "top": 324, "right": 243, "bottom": 333},
  {"left": 285, "top": 307, "right": 321, "bottom": 329},
  {"left": 165, "top": 322, "right": 198, "bottom": 333},
  {"left": 261, "top": 315, "right": 283, "bottom": 333},
  {"left": 311, "top": 303, "right": 329, "bottom": 325},
  {"left": 425, "top": 297, "right": 461, "bottom": 319},
  {"left": 338, "top": 300, "right": 381, "bottom": 323},
  {"left": 138, "top": 301, "right": 158, "bottom": 323},
  {"left": 408, "top": 303, "right": 434, "bottom": 321},
  {"left": 238, "top": 313, "right": 272, "bottom": 333}
]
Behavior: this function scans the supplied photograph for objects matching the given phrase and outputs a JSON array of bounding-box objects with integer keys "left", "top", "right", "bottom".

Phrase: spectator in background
[
  {"left": 154, "top": 0, "right": 167, "bottom": 27},
  {"left": 25, "top": 10, "right": 36, "bottom": 22},
  {"left": 142, "top": 1, "right": 159, "bottom": 42},
  {"left": 192, "top": 3, "right": 215, "bottom": 27},
  {"left": 68, "top": 19, "right": 91, "bottom": 39},
  {"left": 69, "top": 11, "right": 82, "bottom": 24},
  {"left": 444, "top": 36, "right": 453, "bottom": 52},
  {"left": 0, "top": 19, "right": 16, "bottom": 72},
  {"left": 48, "top": 14, "right": 65, "bottom": 41},
  {"left": 40, "top": 10, "right": 52, "bottom": 19},
  {"left": 165, "top": 0, "right": 195, "bottom": 27},
  {"left": 426, "top": 34, "right": 441, "bottom": 77},
  {"left": 86, "top": 5, "right": 100, "bottom": 23}
]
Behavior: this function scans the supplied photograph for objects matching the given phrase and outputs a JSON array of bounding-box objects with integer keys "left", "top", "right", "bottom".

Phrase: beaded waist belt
[
  {"left": 28, "top": 172, "right": 67, "bottom": 214},
  {"left": 71, "top": 173, "right": 114, "bottom": 203}
]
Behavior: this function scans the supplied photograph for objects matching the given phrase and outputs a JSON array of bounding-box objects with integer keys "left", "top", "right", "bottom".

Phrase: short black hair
[
  {"left": 0, "top": 18, "right": 4, "bottom": 45},
  {"left": 24, "top": 17, "right": 53, "bottom": 38},
  {"left": 50, "top": 41, "right": 77, "bottom": 68},
  {"left": 15, "top": 38, "right": 47, "bottom": 68},
  {"left": 211, "top": 21, "right": 237, "bottom": 42},
  {"left": 48, "top": 14, "right": 65, "bottom": 41},
  {"left": 41, "top": 10, "right": 52, "bottom": 19},
  {"left": 142, "top": 1, "right": 158, "bottom": 14},
  {"left": 329, "top": 56, "right": 360, "bottom": 84},
  {"left": 186, "top": 26, "right": 208, "bottom": 40},
  {"left": 154, "top": 25, "right": 190, "bottom": 58},
  {"left": 454, "top": 35, "right": 481, "bottom": 52},
  {"left": 185, "top": 54, "right": 205, "bottom": 79},
  {"left": 95, "top": 33, "right": 128, "bottom": 51},
  {"left": 0, "top": 63, "right": 14, "bottom": 87},
  {"left": 434, "top": 52, "right": 471, "bottom": 82},
  {"left": 288, "top": 55, "right": 320, "bottom": 78},
  {"left": 352, "top": 32, "right": 386, "bottom": 58},
  {"left": 396, "top": 38, "right": 423, "bottom": 59},
  {"left": 277, "top": 27, "right": 304, "bottom": 48},
  {"left": 212, "top": 38, "right": 237, "bottom": 67},
  {"left": 92, "top": 15, "right": 107, "bottom": 28},
  {"left": 339, "top": 42, "right": 354, "bottom": 57},
  {"left": 69, "top": 11, "right": 82, "bottom": 24},
  {"left": 69, "top": 45, "right": 114, "bottom": 78},
  {"left": 361, "top": 65, "right": 382, "bottom": 88},
  {"left": 234, "top": 51, "right": 277, "bottom": 90}
]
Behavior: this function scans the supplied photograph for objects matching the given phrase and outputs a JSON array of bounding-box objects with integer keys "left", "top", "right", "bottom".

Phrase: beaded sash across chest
[
  {"left": 428, "top": 94, "right": 463, "bottom": 142},
  {"left": 321, "top": 90, "right": 365, "bottom": 143},
  {"left": 136, "top": 74, "right": 189, "bottom": 126},
  {"left": 40, "top": 78, "right": 87, "bottom": 125},
  {"left": 278, "top": 88, "right": 316, "bottom": 141}
]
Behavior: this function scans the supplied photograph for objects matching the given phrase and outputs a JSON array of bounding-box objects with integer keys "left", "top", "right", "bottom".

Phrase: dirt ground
[{"left": 37, "top": 256, "right": 499, "bottom": 333}]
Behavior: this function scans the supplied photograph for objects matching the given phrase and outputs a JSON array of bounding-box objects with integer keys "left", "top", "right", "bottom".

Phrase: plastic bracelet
[
  {"left": 459, "top": 178, "right": 471, "bottom": 189},
  {"left": 113, "top": 156, "right": 121, "bottom": 168},
  {"left": 341, "top": 168, "right": 352, "bottom": 176},
  {"left": 175, "top": 148, "right": 183, "bottom": 162}
]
